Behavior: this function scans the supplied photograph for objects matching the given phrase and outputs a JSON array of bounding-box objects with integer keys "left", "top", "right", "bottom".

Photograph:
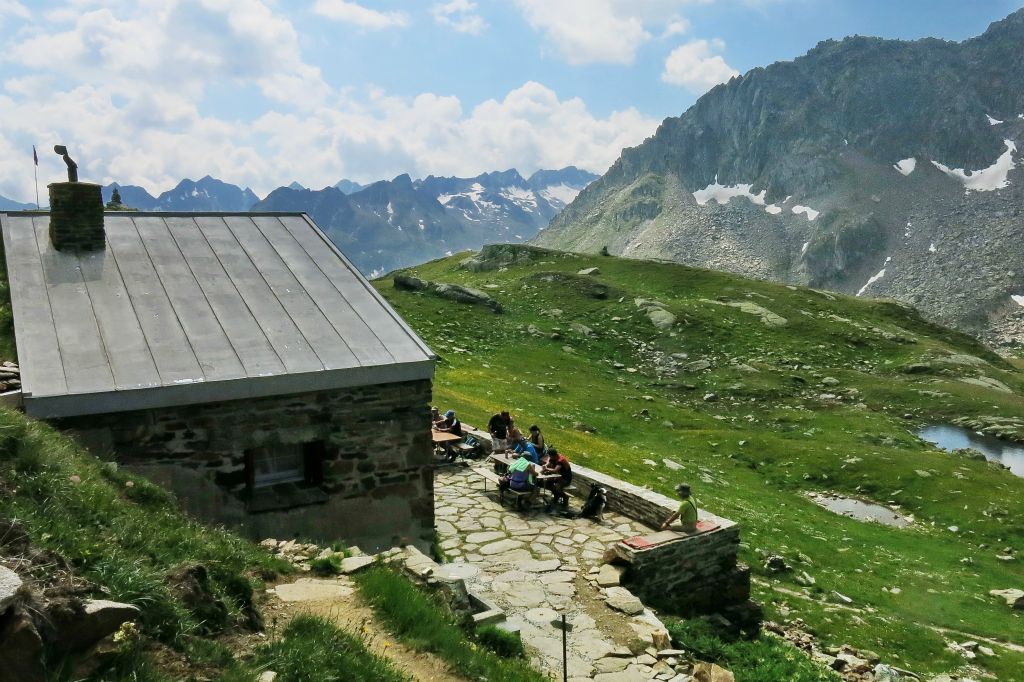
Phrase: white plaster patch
[
  {"left": 931, "top": 140, "right": 1016, "bottom": 192},
  {"left": 894, "top": 158, "right": 917, "bottom": 176}
]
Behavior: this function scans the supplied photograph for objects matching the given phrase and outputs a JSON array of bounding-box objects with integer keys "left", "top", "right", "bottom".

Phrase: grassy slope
[
  {"left": 378, "top": 248, "right": 1024, "bottom": 680},
  {"left": 0, "top": 243, "right": 425, "bottom": 680}
]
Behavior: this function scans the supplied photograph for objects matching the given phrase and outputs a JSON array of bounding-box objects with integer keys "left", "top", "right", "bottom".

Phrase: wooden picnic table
[{"left": 432, "top": 430, "right": 462, "bottom": 444}]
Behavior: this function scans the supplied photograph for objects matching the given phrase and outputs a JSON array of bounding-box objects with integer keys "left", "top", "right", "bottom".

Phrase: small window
[
  {"left": 252, "top": 444, "right": 304, "bottom": 488},
  {"left": 244, "top": 441, "right": 326, "bottom": 491}
]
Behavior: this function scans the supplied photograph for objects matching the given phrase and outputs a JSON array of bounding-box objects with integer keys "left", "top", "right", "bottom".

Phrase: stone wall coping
[{"left": 570, "top": 460, "right": 736, "bottom": 531}]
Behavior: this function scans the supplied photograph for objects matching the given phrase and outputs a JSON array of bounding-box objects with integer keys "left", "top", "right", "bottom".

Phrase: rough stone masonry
[{"left": 57, "top": 379, "right": 434, "bottom": 553}]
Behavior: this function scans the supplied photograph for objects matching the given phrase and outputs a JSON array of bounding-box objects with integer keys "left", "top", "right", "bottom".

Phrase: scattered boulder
[
  {"left": 647, "top": 308, "right": 677, "bottom": 330},
  {"left": 577, "top": 267, "right": 600, "bottom": 275},
  {"left": 692, "top": 661, "right": 735, "bottom": 682},
  {"left": 989, "top": 588, "right": 1024, "bottom": 609},
  {"left": 604, "top": 587, "right": 644, "bottom": 615},
  {"left": 341, "top": 556, "right": 375, "bottom": 574},
  {"left": 0, "top": 566, "right": 23, "bottom": 612},
  {"left": 393, "top": 274, "right": 502, "bottom": 313},
  {"left": 52, "top": 599, "right": 140, "bottom": 653},
  {"left": 764, "top": 555, "right": 790, "bottom": 573},
  {"left": 596, "top": 564, "right": 626, "bottom": 588},
  {"left": 574, "top": 422, "right": 597, "bottom": 433}
]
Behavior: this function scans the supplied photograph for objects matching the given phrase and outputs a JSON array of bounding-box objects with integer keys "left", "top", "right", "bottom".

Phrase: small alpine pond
[{"left": 918, "top": 424, "right": 1024, "bottom": 478}]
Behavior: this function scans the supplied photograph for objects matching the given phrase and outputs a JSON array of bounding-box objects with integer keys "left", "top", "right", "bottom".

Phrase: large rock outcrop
[{"left": 534, "top": 10, "right": 1024, "bottom": 350}]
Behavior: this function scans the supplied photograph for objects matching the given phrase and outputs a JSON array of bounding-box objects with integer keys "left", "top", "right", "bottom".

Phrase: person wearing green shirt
[{"left": 660, "top": 483, "right": 698, "bottom": 532}]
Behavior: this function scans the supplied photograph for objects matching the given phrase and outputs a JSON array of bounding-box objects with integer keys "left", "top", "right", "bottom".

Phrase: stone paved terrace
[{"left": 435, "top": 467, "right": 690, "bottom": 681}]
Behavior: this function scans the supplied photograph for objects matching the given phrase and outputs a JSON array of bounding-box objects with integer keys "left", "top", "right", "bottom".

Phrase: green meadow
[{"left": 378, "top": 245, "right": 1024, "bottom": 680}]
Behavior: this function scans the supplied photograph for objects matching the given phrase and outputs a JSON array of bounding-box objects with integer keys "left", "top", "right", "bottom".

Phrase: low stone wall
[
  {"left": 569, "top": 462, "right": 753, "bottom": 622},
  {"left": 55, "top": 380, "right": 434, "bottom": 553}
]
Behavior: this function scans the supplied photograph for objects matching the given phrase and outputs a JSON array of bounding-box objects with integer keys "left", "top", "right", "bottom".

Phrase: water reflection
[
  {"left": 918, "top": 424, "right": 1024, "bottom": 478},
  {"left": 808, "top": 493, "right": 912, "bottom": 527}
]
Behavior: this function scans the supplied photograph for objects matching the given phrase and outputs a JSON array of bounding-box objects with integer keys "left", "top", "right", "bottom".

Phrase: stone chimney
[{"left": 47, "top": 145, "right": 105, "bottom": 252}]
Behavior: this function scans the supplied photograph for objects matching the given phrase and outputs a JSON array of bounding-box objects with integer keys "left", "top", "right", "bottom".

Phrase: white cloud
[
  {"left": 661, "top": 39, "right": 738, "bottom": 92},
  {"left": 312, "top": 0, "right": 409, "bottom": 29},
  {"left": 251, "top": 81, "right": 658, "bottom": 191},
  {"left": 432, "top": 0, "right": 487, "bottom": 35},
  {"left": 0, "top": 1, "right": 658, "bottom": 203},
  {"left": 0, "top": 0, "right": 29, "bottom": 23},
  {"left": 10, "top": 0, "right": 329, "bottom": 105},
  {"left": 514, "top": 0, "right": 708, "bottom": 65}
]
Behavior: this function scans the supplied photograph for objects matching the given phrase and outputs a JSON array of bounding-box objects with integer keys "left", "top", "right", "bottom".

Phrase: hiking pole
[
  {"left": 561, "top": 613, "right": 567, "bottom": 682},
  {"left": 550, "top": 614, "right": 571, "bottom": 682}
]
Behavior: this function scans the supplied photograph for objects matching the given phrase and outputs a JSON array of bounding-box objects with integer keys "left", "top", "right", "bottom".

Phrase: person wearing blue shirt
[{"left": 512, "top": 436, "right": 540, "bottom": 464}]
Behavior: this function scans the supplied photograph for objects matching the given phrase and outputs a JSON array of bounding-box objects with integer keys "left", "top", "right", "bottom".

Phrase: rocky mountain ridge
[
  {"left": 254, "top": 166, "right": 597, "bottom": 275},
  {"left": 534, "top": 10, "right": 1024, "bottom": 351}
]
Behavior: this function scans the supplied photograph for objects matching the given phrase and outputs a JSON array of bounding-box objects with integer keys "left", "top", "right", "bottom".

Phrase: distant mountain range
[
  {"left": 253, "top": 167, "right": 597, "bottom": 275},
  {"left": 0, "top": 195, "right": 36, "bottom": 210},
  {"left": 101, "top": 175, "right": 261, "bottom": 212},
  {"left": 534, "top": 9, "right": 1024, "bottom": 350},
  {"left": 0, "top": 167, "right": 594, "bottom": 277}
]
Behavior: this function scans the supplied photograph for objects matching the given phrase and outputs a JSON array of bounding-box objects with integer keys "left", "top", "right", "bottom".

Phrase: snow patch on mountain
[
  {"left": 693, "top": 178, "right": 767, "bottom": 206},
  {"left": 857, "top": 256, "right": 892, "bottom": 296},
  {"left": 1012, "top": 294, "right": 1024, "bottom": 307},
  {"left": 931, "top": 139, "right": 1016, "bottom": 191},
  {"left": 894, "top": 158, "right": 917, "bottom": 176},
  {"left": 987, "top": 114, "right": 1003, "bottom": 125},
  {"left": 791, "top": 205, "right": 820, "bottom": 221},
  {"left": 501, "top": 186, "right": 538, "bottom": 211},
  {"left": 540, "top": 183, "right": 582, "bottom": 207}
]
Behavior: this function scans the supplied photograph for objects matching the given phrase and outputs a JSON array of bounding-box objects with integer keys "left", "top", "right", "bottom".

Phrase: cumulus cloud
[
  {"left": 251, "top": 81, "right": 658, "bottom": 190},
  {"left": 0, "top": 1, "right": 658, "bottom": 203},
  {"left": 514, "top": 0, "right": 707, "bottom": 64},
  {"left": 432, "top": 0, "right": 487, "bottom": 35},
  {"left": 661, "top": 39, "right": 738, "bottom": 92},
  {"left": 11, "top": 0, "right": 329, "bottom": 105},
  {"left": 312, "top": 0, "right": 409, "bottom": 29}
]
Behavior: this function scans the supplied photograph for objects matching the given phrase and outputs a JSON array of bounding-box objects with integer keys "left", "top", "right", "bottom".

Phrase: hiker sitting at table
[
  {"left": 488, "top": 410, "right": 511, "bottom": 451},
  {"left": 542, "top": 448, "right": 572, "bottom": 506},
  {"left": 436, "top": 410, "right": 463, "bottom": 436},
  {"left": 501, "top": 451, "right": 537, "bottom": 499},
  {"left": 430, "top": 406, "right": 445, "bottom": 427},
  {"left": 660, "top": 483, "right": 698, "bottom": 532},
  {"left": 528, "top": 424, "right": 546, "bottom": 455},
  {"left": 511, "top": 435, "right": 540, "bottom": 464}
]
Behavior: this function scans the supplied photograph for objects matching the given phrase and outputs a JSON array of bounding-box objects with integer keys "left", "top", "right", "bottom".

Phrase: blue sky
[{"left": 0, "top": 0, "right": 1021, "bottom": 201}]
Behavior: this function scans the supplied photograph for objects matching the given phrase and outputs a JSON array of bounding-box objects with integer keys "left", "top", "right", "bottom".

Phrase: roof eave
[{"left": 24, "top": 359, "right": 435, "bottom": 419}]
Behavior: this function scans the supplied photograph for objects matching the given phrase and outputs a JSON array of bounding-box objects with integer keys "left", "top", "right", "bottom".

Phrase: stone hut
[{"left": 0, "top": 204, "right": 436, "bottom": 552}]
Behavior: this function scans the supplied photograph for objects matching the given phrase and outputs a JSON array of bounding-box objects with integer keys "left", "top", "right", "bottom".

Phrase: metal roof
[{"left": 1, "top": 212, "right": 435, "bottom": 418}]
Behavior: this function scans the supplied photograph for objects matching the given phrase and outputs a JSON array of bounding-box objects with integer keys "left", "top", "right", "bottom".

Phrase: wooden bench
[{"left": 470, "top": 467, "right": 533, "bottom": 508}]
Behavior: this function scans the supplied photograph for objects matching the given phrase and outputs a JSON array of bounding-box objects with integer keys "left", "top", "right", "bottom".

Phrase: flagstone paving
[{"left": 435, "top": 468, "right": 683, "bottom": 681}]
